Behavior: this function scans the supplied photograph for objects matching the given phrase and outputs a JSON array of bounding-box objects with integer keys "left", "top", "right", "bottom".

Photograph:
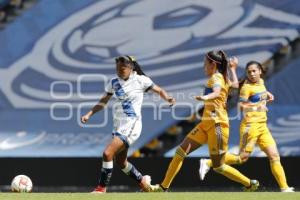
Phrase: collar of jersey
[
  {"left": 119, "top": 71, "right": 136, "bottom": 82},
  {"left": 246, "top": 78, "right": 263, "bottom": 85}
]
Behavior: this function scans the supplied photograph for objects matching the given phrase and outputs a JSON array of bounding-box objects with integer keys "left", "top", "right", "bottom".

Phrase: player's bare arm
[
  {"left": 239, "top": 101, "right": 268, "bottom": 112},
  {"left": 150, "top": 85, "right": 176, "bottom": 106},
  {"left": 194, "top": 87, "right": 221, "bottom": 101},
  {"left": 228, "top": 56, "right": 239, "bottom": 88},
  {"left": 81, "top": 93, "right": 112, "bottom": 123},
  {"left": 267, "top": 91, "right": 274, "bottom": 102}
]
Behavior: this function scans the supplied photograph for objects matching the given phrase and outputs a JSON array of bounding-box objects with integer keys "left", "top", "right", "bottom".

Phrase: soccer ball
[{"left": 11, "top": 175, "right": 33, "bottom": 192}]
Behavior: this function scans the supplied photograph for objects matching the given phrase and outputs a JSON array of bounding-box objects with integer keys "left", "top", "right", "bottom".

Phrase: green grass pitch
[{"left": 0, "top": 192, "right": 299, "bottom": 200}]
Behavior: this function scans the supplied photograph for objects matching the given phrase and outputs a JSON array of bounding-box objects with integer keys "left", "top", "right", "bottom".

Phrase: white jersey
[
  {"left": 105, "top": 71, "right": 154, "bottom": 146},
  {"left": 105, "top": 71, "right": 154, "bottom": 119}
]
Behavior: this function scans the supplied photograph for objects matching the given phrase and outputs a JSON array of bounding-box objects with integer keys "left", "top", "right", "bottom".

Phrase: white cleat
[
  {"left": 281, "top": 187, "right": 295, "bottom": 192},
  {"left": 199, "top": 159, "right": 210, "bottom": 180},
  {"left": 149, "top": 184, "right": 166, "bottom": 192}
]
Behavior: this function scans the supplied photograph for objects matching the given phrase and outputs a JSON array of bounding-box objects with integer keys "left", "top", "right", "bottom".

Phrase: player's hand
[
  {"left": 258, "top": 104, "right": 268, "bottom": 112},
  {"left": 167, "top": 97, "right": 176, "bottom": 107},
  {"left": 229, "top": 56, "right": 238, "bottom": 70},
  {"left": 194, "top": 96, "right": 207, "bottom": 101},
  {"left": 267, "top": 92, "right": 274, "bottom": 103},
  {"left": 81, "top": 114, "right": 90, "bottom": 123}
]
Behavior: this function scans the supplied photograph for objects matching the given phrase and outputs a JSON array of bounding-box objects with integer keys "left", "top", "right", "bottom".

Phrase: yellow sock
[
  {"left": 270, "top": 159, "right": 288, "bottom": 189},
  {"left": 225, "top": 153, "right": 242, "bottom": 165},
  {"left": 207, "top": 153, "right": 241, "bottom": 167},
  {"left": 161, "top": 147, "right": 187, "bottom": 189},
  {"left": 213, "top": 164, "right": 250, "bottom": 187},
  {"left": 207, "top": 159, "right": 212, "bottom": 167}
]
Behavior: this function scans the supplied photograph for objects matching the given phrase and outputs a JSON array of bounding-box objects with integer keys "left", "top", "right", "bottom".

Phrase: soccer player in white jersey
[{"left": 81, "top": 56, "right": 175, "bottom": 193}]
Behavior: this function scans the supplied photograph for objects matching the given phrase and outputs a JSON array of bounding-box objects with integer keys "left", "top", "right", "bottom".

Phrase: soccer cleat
[
  {"left": 281, "top": 187, "right": 295, "bottom": 192},
  {"left": 243, "top": 180, "right": 259, "bottom": 192},
  {"left": 91, "top": 185, "right": 106, "bottom": 193},
  {"left": 199, "top": 159, "right": 210, "bottom": 180},
  {"left": 149, "top": 184, "right": 166, "bottom": 192},
  {"left": 139, "top": 175, "right": 152, "bottom": 192}
]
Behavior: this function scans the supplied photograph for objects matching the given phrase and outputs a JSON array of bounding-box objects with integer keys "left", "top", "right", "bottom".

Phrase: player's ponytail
[
  {"left": 218, "top": 50, "right": 228, "bottom": 84},
  {"left": 125, "top": 55, "right": 146, "bottom": 76}
]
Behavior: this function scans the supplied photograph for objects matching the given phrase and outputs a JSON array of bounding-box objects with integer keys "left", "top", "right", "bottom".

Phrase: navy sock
[
  {"left": 99, "top": 168, "right": 113, "bottom": 187},
  {"left": 121, "top": 162, "right": 143, "bottom": 182},
  {"left": 99, "top": 161, "right": 113, "bottom": 187}
]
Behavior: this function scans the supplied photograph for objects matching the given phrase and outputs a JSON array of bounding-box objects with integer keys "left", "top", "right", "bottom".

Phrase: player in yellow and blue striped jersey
[
  {"left": 199, "top": 61, "right": 294, "bottom": 192},
  {"left": 149, "top": 51, "right": 259, "bottom": 192}
]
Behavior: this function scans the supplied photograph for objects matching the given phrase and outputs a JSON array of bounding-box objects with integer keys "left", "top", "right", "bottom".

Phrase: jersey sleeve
[
  {"left": 105, "top": 79, "right": 114, "bottom": 95},
  {"left": 139, "top": 75, "right": 154, "bottom": 92},
  {"left": 208, "top": 73, "right": 223, "bottom": 89},
  {"left": 239, "top": 84, "right": 250, "bottom": 102}
]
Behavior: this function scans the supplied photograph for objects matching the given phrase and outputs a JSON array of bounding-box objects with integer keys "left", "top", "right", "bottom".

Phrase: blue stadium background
[
  {"left": 1, "top": 0, "right": 300, "bottom": 157},
  {"left": 0, "top": 0, "right": 300, "bottom": 192}
]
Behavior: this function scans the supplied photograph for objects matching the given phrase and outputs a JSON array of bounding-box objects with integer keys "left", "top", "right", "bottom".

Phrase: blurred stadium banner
[{"left": 0, "top": 0, "right": 300, "bottom": 157}]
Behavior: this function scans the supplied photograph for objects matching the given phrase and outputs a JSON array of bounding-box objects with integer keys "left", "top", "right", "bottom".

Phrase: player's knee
[
  {"left": 240, "top": 156, "right": 249, "bottom": 163},
  {"left": 115, "top": 159, "right": 126, "bottom": 168},
  {"left": 265, "top": 146, "right": 280, "bottom": 161},
  {"left": 103, "top": 149, "right": 114, "bottom": 161},
  {"left": 210, "top": 153, "right": 225, "bottom": 168},
  {"left": 269, "top": 153, "right": 280, "bottom": 162},
  {"left": 213, "top": 164, "right": 226, "bottom": 174},
  {"left": 175, "top": 146, "right": 187, "bottom": 158},
  {"left": 211, "top": 159, "right": 222, "bottom": 168},
  {"left": 239, "top": 152, "right": 250, "bottom": 163}
]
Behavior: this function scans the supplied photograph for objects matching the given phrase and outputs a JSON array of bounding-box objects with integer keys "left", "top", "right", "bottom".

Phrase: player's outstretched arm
[
  {"left": 150, "top": 85, "right": 175, "bottom": 106},
  {"left": 195, "top": 87, "right": 221, "bottom": 101},
  {"left": 239, "top": 101, "right": 268, "bottom": 112},
  {"left": 228, "top": 56, "right": 239, "bottom": 89},
  {"left": 81, "top": 93, "right": 112, "bottom": 123}
]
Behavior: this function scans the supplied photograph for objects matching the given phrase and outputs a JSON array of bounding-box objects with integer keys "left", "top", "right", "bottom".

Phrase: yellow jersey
[
  {"left": 202, "top": 72, "right": 230, "bottom": 129},
  {"left": 239, "top": 79, "right": 268, "bottom": 123}
]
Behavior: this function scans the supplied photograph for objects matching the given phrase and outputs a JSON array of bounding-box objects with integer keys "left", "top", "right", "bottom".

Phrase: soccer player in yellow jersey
[
  {"left": 199, "top": 61, "right": 294, "bottom": 192},
  {"left": 149, "top": 51, "right": 259, "bottom": 192}
]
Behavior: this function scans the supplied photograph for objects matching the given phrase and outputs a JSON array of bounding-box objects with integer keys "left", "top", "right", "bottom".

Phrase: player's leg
[
  {"left": 263, "top": 145, "right": 291, "bottom": 191},
  {"left": 116, "top": 118, "right": 152, "bottom": 191},
  {"left": 199, "top": 123, "right": 254, "bottom": 180},
  {"left": 211, "top": 153, "right": 257, "bottom": 190},
  {"left": 115, "top": 148, "right": 142, "bottom": 182},
  {"left": 259, "top": 125, "right": 294, "bottom": 192},
  {"left": 159, "top": 138, "right": 202, "bottom": 190},
  {"left": 115, "top": 148, "right": 151, "bottom": 191},
  {"left": 209, "top": 123, "right": 258, "bottom": 191},
  {"left": 152, "top": 123, "right": 206, "bottom": 191},
  {"left": 93, "top": 136, "right": 125, "bottom": 193},
  {"left": 199, "top": 123, "right": 252, "bottom": 180},
  {"left": 199, "top": 152, "right": 242, "bottom": 180},
  {"left": 200, "top": 153, "right": 242, "bottom": 172}
]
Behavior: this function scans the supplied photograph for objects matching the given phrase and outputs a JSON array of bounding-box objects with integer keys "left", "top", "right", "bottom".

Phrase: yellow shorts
[
  {"left": 187, "top": 122, "right": 229, "bottom": 155},
  {"left": 240, "top": 122, "right": 276, "bottom": 153}
]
